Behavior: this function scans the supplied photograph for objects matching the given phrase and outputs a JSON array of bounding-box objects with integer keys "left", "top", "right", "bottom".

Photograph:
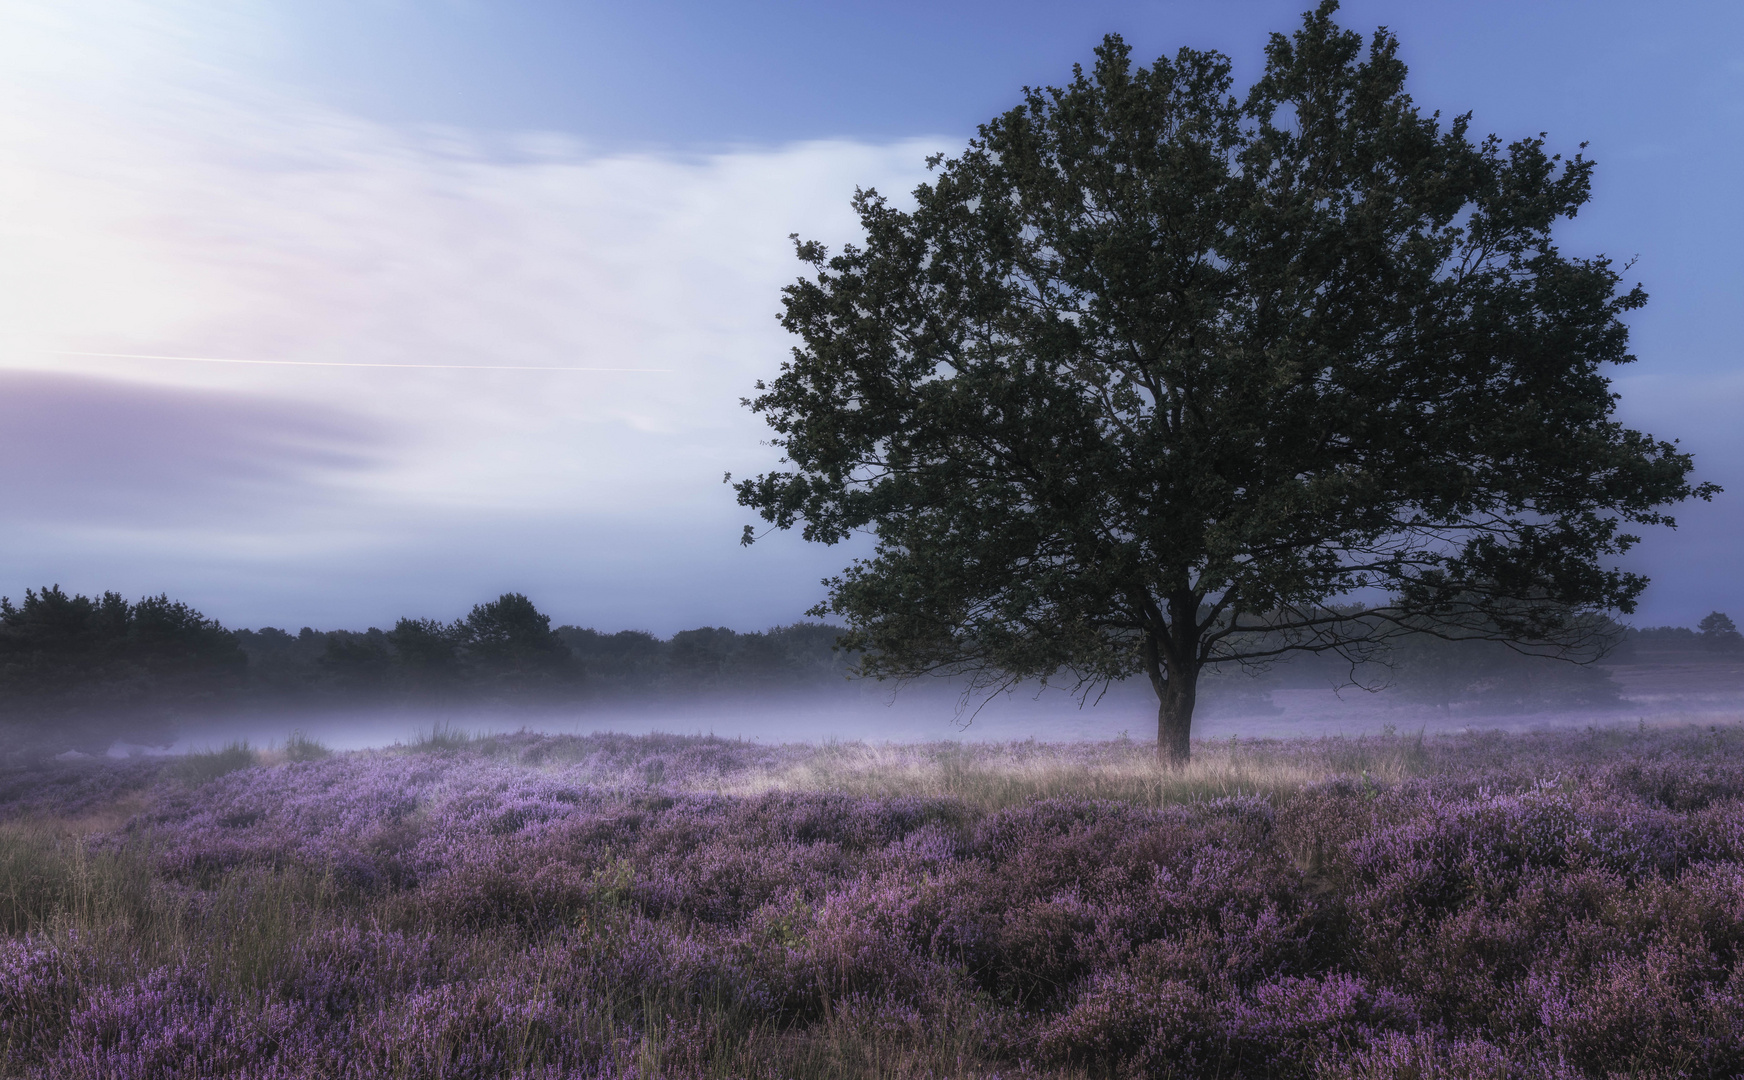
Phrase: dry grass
[
  {"left": 172, "top": 740, "right": 259, "bottom": 783},
  {"left": 0, "top": 805, "right": 1025, "bottom": 1080},
  {"left": 407, "top": 722, "right": 482, "bottom": 753},
  {"left": 0, "top": 817, "right": 347, "bottom": 996},
  {"left": 251, "top": 735, "right": 331, "bottom": 767},
  {"left": 708, "top": 730, "right": 1429, "bottom": 810}
]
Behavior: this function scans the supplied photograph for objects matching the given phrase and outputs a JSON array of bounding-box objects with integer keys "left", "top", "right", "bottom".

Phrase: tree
[
  {"left": 319, "top": 629, "right": 394, "bottom": 693},
  {"left": 1389, "top": 631, "right": 1621, "bottom": 713},
  {"left": 388, "top": 617, "right": 464, "bottom": 687},
  {"left": 457, "top": 593, "right": 574, "bottom": 693},
  {"left": 1697, "top": 611, "right": 1743, "bottom": 651},
  {"left": 734, "top": 3, "right": 1716, "bottom": 762},
  {"left": 0, "top": 585, "right": 243, "bottom": 751}
]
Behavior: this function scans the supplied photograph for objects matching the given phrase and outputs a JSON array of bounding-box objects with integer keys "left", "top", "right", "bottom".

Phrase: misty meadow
[
  {"left": 4, "top": 582, "right": 1740, "bottom": 759},
  {"left": 8, "top": 0, "right": 1744, "bottom": 1076}
]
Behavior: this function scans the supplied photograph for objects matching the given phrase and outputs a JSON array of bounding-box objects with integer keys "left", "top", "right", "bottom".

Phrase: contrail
[{"left": 52, "top": 351, "right": 671, "bottom": 372}]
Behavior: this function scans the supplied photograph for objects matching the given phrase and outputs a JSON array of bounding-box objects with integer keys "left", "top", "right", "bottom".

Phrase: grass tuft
[
  {"left": 281, "top": 730, "right": 332, "bottom": 762},
  {"left": 173, "top": 741, "right": 257, "bottom": 783},
  {"left": 407, "top": 722, "right": 477, "bottom": 752}
]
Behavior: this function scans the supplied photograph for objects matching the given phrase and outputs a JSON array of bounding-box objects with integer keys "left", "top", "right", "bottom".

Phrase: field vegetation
[{"left": 4, "top": 725, "right": 1744, "bottom": 1077}]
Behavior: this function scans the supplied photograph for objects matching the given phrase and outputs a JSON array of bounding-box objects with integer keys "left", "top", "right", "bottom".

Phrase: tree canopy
[
  {"left": 1697, "top": 612, "right": 1744, "bottom": 651},
  {"left": 735, "top": 2, "right": 1716, "bottom": 761},
  {"left": 0, "top": 585, "right": 244, "bottom": 750}
]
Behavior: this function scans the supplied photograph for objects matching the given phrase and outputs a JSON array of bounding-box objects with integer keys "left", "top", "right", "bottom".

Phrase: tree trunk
[
  {"left": 1156, "top": 661, "right": 1197, "bottom": 766},
  {"left": 1139, "top": 594, "right": 1203, "bottom": 766}
]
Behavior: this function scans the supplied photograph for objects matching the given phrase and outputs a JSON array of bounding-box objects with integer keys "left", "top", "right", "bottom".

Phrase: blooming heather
[{"left": 3, "top": 725, "right": 1744, "bottom": 1076}]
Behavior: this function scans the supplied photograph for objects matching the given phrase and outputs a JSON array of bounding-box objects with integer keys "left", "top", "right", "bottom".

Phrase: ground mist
[{"left": 4, "top": 724, "right": 1744, "bottom": 1077}]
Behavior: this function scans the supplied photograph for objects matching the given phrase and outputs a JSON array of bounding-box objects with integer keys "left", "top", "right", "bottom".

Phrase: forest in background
[
  {"left": 0, "top": 589, "right": 853, "bottom": 753},
  {"left": 1, "top": 585, "right": 1741, "bottom": 755}
]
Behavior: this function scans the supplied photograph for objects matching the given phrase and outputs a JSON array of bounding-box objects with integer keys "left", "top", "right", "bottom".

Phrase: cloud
[
  {"left": 0, "top": 0, "right": 929, "bottom": 627},
  {"left": 0, "top": 370, "right": 384, "bottom": 526}
]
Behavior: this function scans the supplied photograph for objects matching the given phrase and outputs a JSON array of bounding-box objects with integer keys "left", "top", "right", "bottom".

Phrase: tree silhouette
[
  {"left": 1698, "top": 611, "right": 1743, "bottom": 651},
  {"left": 736, "top": 3, "right": 1715, "bottom": 761}
]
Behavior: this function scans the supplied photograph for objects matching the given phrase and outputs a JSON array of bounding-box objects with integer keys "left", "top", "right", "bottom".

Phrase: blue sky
[{"left": 0, "top": 0, "right": 1740, "bottom": 633}]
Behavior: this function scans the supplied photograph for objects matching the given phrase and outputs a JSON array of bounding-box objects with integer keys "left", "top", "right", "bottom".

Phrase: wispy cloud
[
  {"left": 0, "top": 370, "right": 383, "bottom": 524},
  {"left": 0, "top": 0, "right": 936, "bottom": 628}
]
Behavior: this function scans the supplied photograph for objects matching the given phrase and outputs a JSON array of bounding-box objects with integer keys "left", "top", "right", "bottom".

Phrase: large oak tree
[{"left": 736, "top": 3, "right": 1715, "bottom": 762}]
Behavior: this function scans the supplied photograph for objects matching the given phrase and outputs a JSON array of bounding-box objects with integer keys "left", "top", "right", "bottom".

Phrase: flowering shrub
[
  {"left": 3, "top": 725, "right": 1744, "bottom": 1076},
  {"left": 0, "top": 937, "right": 76, "bottom": 1061}
]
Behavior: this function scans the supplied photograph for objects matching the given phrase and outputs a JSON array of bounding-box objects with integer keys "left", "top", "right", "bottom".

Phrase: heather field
[{"left": 6, "top": 726, "right": 1744, "bottom": 1078}]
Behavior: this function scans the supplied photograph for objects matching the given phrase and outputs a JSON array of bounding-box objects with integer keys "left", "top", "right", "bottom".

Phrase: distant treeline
[
  {"left": 1241, "top": 611, "right": 1742, "bottom": 714},
  {"left": 0, "top": 587, "right": 851, "bottom": 751},
  {"left": 238, "top": 601, "right": 852, "bottom": 703},
  {"left": 2, "top": 583, "right": 1740, "bottom": 752},
  {"left": 1615, "top": 612, "right": 1744, "bottom": 658}
]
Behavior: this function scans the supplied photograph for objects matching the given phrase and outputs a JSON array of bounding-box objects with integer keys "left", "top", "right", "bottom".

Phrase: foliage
[
  {"left": 385, "top": 617, "right": 461, "bottom": 682},
  {"left": 0, "top": 586, "right": 244, "bottom": 751},
  {"left": 235, "top": 601, "right": 853, "bottom": 705},
  {"left": 462, "top": 593, "right": 564, "bottom": 658},
  {"left": 231, "top": 616, "right": 853, "bottom": 702},
  {"left": 0, "top": 582, "right": 864, "bottom": 755},
  {"left": 7, "top": 726, "right": 1744, "bottom": 1076},
  {"left": 316, "top": 628, "right": 394, "bottom": 694},
  {"left": 1698, "top": 611, "right": 1744, "bottom": 651},
  {"left": 1384, "top": 633, "right": 1623, "bottom": 712},
  {"left": 1614, "top": 616, "right": 1744, "bottom": 664},
  {"left": 735, "top": 4, "right": 1715, "bottom": 760}
]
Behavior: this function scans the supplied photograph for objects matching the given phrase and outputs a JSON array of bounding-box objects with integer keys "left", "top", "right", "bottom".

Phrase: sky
[{"left": 1, "top": 0, "right": 1740, "bottom": 635}]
